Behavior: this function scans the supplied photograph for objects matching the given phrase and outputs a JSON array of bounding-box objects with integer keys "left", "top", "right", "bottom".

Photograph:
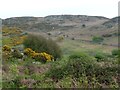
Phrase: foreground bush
[
  {"left": 46, "top": 52, "right": 119, "bottom": 87},
  {"left": 67, "top": 52, "right": 96, "bottom": 78},
  {"left": 23, "top": 34, "right": 62, "bottom": 59},
  {"left": 46, "top": 52, "right": 96, "bottom": 80}
]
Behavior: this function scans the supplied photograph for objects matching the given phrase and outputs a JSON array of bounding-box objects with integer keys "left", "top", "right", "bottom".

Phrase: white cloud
[{"left": 0, "top": 0, "right": 119, "bottom": 19}]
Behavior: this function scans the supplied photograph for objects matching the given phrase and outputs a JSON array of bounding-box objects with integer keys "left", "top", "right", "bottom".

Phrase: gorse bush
[
  {"left": 2, "top": 45, "right": 11, "bottom": 60},
  {"left": 3, "top": 45, "right": 11, "bottom": 52},
  {"left": 24, "top": 48, "right": 54, "bottom": 62},
  {"left": 23, "top": 34, "right": 62, "bottom": 59}
]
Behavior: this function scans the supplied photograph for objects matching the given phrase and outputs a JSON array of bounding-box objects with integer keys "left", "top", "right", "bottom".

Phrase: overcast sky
[{"left": 0, "top": 0, "right": 119, "bottom": 19}]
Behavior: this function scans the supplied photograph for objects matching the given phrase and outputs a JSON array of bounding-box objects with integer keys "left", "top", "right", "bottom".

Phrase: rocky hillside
[
  {"left": 2, "top": 15, "right": 119, "bottom": 47},
  {"left": 102, "top": 16, "right": 118, "bottom": 28},
  {"left": 2, "top": 15, "right": 110, "bottom": 31}
]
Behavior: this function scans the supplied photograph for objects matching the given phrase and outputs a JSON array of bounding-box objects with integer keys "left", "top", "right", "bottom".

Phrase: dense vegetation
[
  {"left": 23, "top": 34, "right": 62, "bottom": 59},
  {"left": 2, "top": 26, "right": 120, "bottom": 88}
]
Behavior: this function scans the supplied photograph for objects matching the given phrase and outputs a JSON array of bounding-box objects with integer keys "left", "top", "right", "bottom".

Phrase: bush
[
  {"left": 94, "top": 52, "right": 107, "bottom": 62},
  {"left": 2, "top": 45, "right": 12, "bottom": 60},
  {"left": 82, "top": 24, "right": 86, "bottom": 28},
  {"left": 24, "top": 48, "right": 54, "bottom": 63},
  {"left": 3, "top": 45, "right": 11, "bottom": 52},
  {"left": 71, "top": 37, "right": 75, "bottom": 40},
  {"left": 67, "top": 52, "right": 96, "bottom": 78},
  {"left": 46, "top": 65, "right": 66, "bottom": 80},
  {"left": 69, "top": 52, "right": 92, "bottom": 59},
  {"left": 92, "top": 36, "right": 104, "bottom": 43},
  {"left": 23, "top": 34, "right": 62, "bottom": 59},
  {"left": 45, "top": 58, "right": 68, "bottom": 80},
  {"left": 46, "top": 52, "right": 96, "bottom": 80},
  {"left": 112, "top": 49, "right": 120, "bottom": 57},
  {"left": 94, "top": 64, "right": 118, "bottom": 85},
  {"left": 2, "top": 51, "right": 11, "bottom": 61}
]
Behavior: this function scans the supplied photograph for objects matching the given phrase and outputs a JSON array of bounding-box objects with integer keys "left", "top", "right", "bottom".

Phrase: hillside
[
  {"left": 102, "top": 16, "right": 118, "bottom": 27},
  {"left": 2, "top": 15, "right": 119, "bottom": 88},
  {"left": 2, "top": 15, "right": 118, "bottom": 47},
  {"left": 2, "top": 15, "right": 109, "bottom": 31}
]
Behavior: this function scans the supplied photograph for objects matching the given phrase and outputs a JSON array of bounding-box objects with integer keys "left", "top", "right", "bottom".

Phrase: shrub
[
  {"left": 2, "top": 45, "right": 12, "bottom": 60},
  {"left": 40, "top": 52, "right": 54, "bottom": 62},
  {"left": 23, "top": 34, "right": 62, "bottom": 59},
  {"left": 46, "top": 65, "right": 66, "bottom": 80},
  {"left": 112, "top": 49, "right": 120, "bottom": 57},
  {"left": 67, "top": 52, "right": 96, "bottom": 78},
  {"left": 24, "top": 48, "right": 54, "bottom": 63},
  {"left": 47, "top": 32, "right": 51, "bottom": 35},
  {"left": 45, "top": 60, "right": 67, "bottom": 80},
  {"left": 46, "top": 52, "right": 96, "bottom": 80},
  {"left": 3, "top": 45, "right": 11, "bottom": 52},
  {"left": 94, "top": 64, "right": 118, "bottom": 85},
  {"left": 2, "top": 51, "right": 11, "bottom": 61},
  {"left": 71, "top": 37, "right": 75, "bottom": 40},
  {"left": 24, "top": 48, "right": 35, "bottom": 56},
  {"left": 94, "top": 52, "right": 107, "bottom": 62},
  {"left": 82, "top": 24, "right": 86, "bottom": 28},
  {"left": 9, "top": 64, "right": 19, "bottom": 77},
  {"left": 92, "top": 36, "right": 104, "bottom": 43}
]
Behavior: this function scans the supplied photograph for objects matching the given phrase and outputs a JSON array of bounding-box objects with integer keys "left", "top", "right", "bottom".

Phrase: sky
[{"left": 0, "top": 0, "right": 119, "bottom": 19}]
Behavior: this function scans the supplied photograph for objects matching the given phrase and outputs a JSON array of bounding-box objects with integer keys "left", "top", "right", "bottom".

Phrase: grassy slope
[{"left": 2, "top": 16, "right": 119, "bottom": 88}]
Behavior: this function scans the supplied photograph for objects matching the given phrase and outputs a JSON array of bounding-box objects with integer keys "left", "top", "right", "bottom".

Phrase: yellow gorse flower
[
  {"left": 3, "top": 45, "right": 11, "bottom": 52},
  {"left": 24, "top": 48, "right": 34, "bottom": 56},
  {"left": 40, "top": 52, "right": 54, "bottom": 62},
  {"left": 24, "top": 48, "right": 54, "bottom": 62}
]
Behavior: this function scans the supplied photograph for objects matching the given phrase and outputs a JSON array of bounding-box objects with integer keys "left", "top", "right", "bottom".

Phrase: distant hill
[
  {"left": 102, "top": 16, "right": 119, "bottom": 28},
  {"left": 2, "top": 15, "right": 110, "bottom": 32}
]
